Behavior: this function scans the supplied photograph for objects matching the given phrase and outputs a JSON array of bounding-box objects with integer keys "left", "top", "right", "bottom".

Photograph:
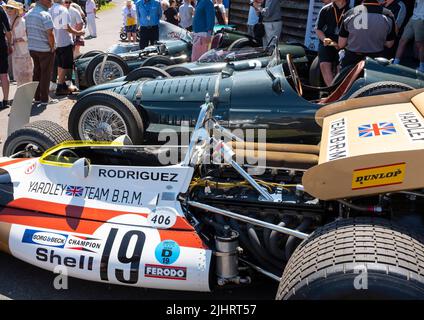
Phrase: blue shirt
[
  {"left": 192, "top": 0, "right": 215, "bottom": 34},
  {"left": 25, "top": 3, "right": 54, "bottom": 52},
  {"left": 135, "top": 0, "right": 162, "bottom": 27}
]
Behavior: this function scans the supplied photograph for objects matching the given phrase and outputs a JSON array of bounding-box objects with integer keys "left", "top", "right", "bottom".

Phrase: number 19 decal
[{"left": 100, "top": 228, "right": 146, "bottom": 284}]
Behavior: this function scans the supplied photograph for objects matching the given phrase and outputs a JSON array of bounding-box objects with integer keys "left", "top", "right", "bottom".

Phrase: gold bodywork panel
[{"left": 303, "top": 91, "right": 424, "bottom": 200}]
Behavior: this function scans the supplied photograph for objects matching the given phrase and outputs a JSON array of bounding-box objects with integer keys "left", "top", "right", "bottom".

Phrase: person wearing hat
[
  {"left": 0, "top": 4, "right": 12, "bottom": 109},
  {"left": 3, "top": 0, "right": 34, "bottom": 86}
]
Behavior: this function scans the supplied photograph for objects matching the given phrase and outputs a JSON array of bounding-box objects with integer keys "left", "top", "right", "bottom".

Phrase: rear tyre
[
  {"left": 3, "top": 121, "right": 73, "bottom": 157},
  {"left": 141, "top": 55, "right": 174, "bottom": 68},
  {"left": 348, "top": 81, "right": 414, "bottom": 99},
  {"left": 163, "top": 66, "right": 194, "bottom": 77},
  {"left": 68, "top": 91, "right": 144, "bottom": 144},
  {"left": 85, "top": 54, "right": 129, "bottom": 86},
  {"left": 228, "top": 37, "right": 252, "bottom": 50},
  {"left": 124, "top": 66, "right": 171, "bottom": 81},
  {"left": 276, "top": 218, "right": 424, "bottom": 300}
]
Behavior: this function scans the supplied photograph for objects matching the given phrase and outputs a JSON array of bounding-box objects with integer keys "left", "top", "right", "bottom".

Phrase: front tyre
[
  {"left": 276, "top": 218, "right": 424, "bottom": 300},
  {"left": 3, "top": 121, "right": 73, "bottom": 157},
  {"left": 68, "top": 91, "right": 144, "bottom": 144}
]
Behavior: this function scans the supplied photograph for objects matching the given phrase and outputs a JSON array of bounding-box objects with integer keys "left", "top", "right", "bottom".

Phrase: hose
[{"left": 285, "top": 217, "right": 312, "bottom": 261}]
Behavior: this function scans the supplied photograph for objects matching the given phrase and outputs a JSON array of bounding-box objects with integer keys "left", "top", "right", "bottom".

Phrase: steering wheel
[
  {"left": 286, "top": 53, "right": 303, "bottom": 96},
  {"left": 57, "top": 149, "right": 79, "bottom": 159}
]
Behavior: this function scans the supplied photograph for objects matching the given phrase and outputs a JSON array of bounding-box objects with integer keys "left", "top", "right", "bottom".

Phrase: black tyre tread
[
  {"left": 68, "top": 90, "right": 144, "bottom": 144},
  {"left": 141, "top": 55, "right": 174, "bottom": 67},
  {"left": 349, "top": 81, "right": 414, "bottom": 99},
  {"left": 228, "top": 37, "right": 251, "bottom": 51},
  {"left": 125, "top": 66, "right": 170, "bottom": 81},
  {"left": 86, "top": 54, "right": 129, "bottom": 86},
  {"left": 163, "top": 65, "right": 194, "bottom": 76},
  {"left": 3, "top": 120, "right": 72, "bottom": 156},
  {"left": 276, "top": 217, "right": 424, "bottom": 300}
]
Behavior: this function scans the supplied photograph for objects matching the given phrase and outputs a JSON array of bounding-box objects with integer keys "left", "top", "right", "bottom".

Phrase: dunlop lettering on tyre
[{"left": 352, "top": 163, "right": 406, "bottom": 190}]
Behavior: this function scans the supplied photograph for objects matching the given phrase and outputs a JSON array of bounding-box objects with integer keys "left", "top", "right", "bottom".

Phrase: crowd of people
[
  {"left": 316, "top": 0, "right": 424, "bottom": 86},
  {"left": 0, "top": 0, "right": 97, "bottom": 109},
  {"left": 123, "top": 0, "right": 229, "bottom": 60}
]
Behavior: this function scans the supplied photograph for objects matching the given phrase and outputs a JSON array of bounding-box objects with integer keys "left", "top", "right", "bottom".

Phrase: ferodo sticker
[
  {"left": 327, "top": 118, "right": 348, "bottom": 161},
  {"left": 155, "top": 240, "right": 180, "bottom": 265},
  {"left": 148, "top": 207, "right": 177, "bottom": 229},
  {"left": 352, "top": 162, "right": 406, "bottom": 190},
  {"left": 144, "top": 264, "right": 187, "bottom": 280}
]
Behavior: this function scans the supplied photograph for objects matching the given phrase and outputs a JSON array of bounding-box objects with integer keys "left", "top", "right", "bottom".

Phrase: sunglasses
[
  {"left": 5, "top": 7, "right": 15, "bottom": 10},
  {"left": 64, "top": 1, "right": 71, "bottom": 3}
]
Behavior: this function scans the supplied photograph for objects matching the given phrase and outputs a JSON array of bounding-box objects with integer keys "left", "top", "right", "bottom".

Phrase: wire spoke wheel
[
  {"left": 79, "top": 105, "right": 129, "bottom": 141},
  {"left": 93, "top": 61, "right": 125, "bottom": 85}
]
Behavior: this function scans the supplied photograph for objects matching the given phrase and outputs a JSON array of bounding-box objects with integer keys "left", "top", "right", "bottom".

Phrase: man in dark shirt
[
  {"left": 383, "top": 0, "right": 407, "bottom": 58},
  {"left": 164, "top": 0, "right": 179, "bottom": 25},
  {"left": 315, "top": 0, "right": 349, "bottom": 86},
  {"left": 0, "top": 5, "right": 12, "bottom": 109},
  {"left": 338, "top": 0, "right": 396, "bottom": 69}
]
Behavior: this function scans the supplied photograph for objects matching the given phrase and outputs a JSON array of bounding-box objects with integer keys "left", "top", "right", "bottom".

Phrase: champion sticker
[
  {"left": 352, "top": 162, "right": 406, "bottom": 190},
  {"left": 155, "top": 240, "right": 180, "bottom": 265}
]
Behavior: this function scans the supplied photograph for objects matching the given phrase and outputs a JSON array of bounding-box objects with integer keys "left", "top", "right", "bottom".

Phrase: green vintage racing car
[
  {"left": 68, "top": 52, "right": 424, "bottom": 145},
  {"left": 74, "top": 21, "right": 261, "bottom": 88}
]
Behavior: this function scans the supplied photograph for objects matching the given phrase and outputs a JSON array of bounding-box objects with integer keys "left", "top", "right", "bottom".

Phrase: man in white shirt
[
  {"left": 394, "top": 0, "right": 424, "bottom": 72},
  {"left": 64, "top": 0, "right": 83, "bottom": 57},
  {"left": 49, "top": 0, "right": 84, "bottom": 95},
  {"left": 85, "top": 0, "right": 97, "bottom": 38},
  {"left": 179, "top": 0, "right": 194, "bottom": 30}
]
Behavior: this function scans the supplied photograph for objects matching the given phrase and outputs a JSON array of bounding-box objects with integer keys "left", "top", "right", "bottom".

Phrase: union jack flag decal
[
  {"left": 66, "top": 185, "right": 84, "bottom": 197},
  {"left": 358, "top": 122, "right": 396, "bottom": 138}
]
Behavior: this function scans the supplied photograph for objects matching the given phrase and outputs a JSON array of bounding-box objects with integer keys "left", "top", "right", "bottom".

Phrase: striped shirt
[{"left": 25, "top": 3, "right": 53, "bottom": 52}]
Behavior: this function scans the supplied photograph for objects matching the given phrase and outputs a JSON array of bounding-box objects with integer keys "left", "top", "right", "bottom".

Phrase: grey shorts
[{"left": 401, "top": 19, "right": 424, "bottom": 42}]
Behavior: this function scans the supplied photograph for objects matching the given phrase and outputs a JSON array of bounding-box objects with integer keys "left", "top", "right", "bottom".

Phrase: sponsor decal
[
  {"left": 36, "top": 248, "right": 94, "bottom": 270},
  {"left": 22, "top": 228, "right": 102, "bottom": 252},
  {"left": 98, "top": 169, "right": 179, "bottom": 182},
  {"left": 358, "top": 122, "right": 396, "bottom": 138},
  {"left": 155, "top": 240, "right": 180, "bottom": 265},
  {"left": 397, "top": 112, "right": 424, "bottom": 142},
  {"left": 144, "top": 264, "right": 187, "bottom": 280},
  {"left": 27, "top": 181, "right": 143, "bottom": 205},
  {"left": 352, "top": 162, "right": 405, "bottom": 190},
  {"left": 22, "top": 229, "right": 67, "bottom": 247},
  {"left": 25, "top": 162, "right": 37, "bottom": 174},
  {"left": 327, "top": 118, "right": 348, "bottom": 161}
]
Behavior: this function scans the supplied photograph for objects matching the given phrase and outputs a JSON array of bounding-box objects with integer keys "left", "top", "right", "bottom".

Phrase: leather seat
[
  {"left": 231, "top": 141, "right": 319, "bottom": 170},
  {"left": 319, "top": 60, "right": 365, "bottom": 104}
]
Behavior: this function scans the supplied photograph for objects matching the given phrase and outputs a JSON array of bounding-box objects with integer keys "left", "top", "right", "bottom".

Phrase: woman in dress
[{"left": 3, "top": 0, "right": 33, "bottom": 86}]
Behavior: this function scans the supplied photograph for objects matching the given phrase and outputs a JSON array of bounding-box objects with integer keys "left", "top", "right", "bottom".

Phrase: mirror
[{"left": 71, "top": 157, "right": 91, "bottom": 178}]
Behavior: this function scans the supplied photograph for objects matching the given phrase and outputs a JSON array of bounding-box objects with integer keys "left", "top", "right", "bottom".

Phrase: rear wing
[{"left": 303, "top": 90, "right": 424, "bottom": 200}]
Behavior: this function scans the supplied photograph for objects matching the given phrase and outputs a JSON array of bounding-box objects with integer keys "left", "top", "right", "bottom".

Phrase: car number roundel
[{"left": 147, "top": 207, "right": 177, "bottom": 229}]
